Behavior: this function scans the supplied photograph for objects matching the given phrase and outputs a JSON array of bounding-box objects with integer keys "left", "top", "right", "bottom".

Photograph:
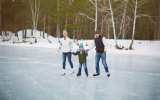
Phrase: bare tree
[
  {"left": 117, "top": 0, "right": 128, "bottom": 39},
  {"left": 99, "top": 0, "right": 121, "bottom": 49},
  {"left": 0, "top": 0, "right": 1, "bottom": 36},
  {"left": 29, "top": 0, "right": 40, "bottom": 40},
  {"left": 42, "top": 8, "right": 46, "bottom": 39},
  {"left": 56, "top": 0, "right": 60, "bottom": 41},
  {"left": 127, "top": 0, "right": 154, "bottom": 49},
  {"left": 79, "top": 0, "right": 98, "bottom": 38}
]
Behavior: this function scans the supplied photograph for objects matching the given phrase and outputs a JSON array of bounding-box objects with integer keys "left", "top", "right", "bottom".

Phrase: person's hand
[
  {"left": 85, "top": 49, "right": 89, "bottom": 54},
  {"left": 55, "top": 52, "right": 58, "bottom": 56},
  {"left": 103, "top": 51, "right": 106, "bottom": 56}
]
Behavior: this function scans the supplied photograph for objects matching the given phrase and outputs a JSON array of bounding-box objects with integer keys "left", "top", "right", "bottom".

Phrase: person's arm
[
  {"left": 55, "top": 40, "right": 62, "bottom": 55},
  {"left": 85, "top": 51, "right": 88, "bottom": 57},
  {"left": 102, "top": 37, "right": 107, "bottom": 51},
  {"left": 69, "top": 39, "right": 73, "bottom": 52},
  {"left": 89, "top": 42, "right": 96, "bottom": 51},
  {"left": 72, "top": 51, "right": 79, "bottom": 56}
]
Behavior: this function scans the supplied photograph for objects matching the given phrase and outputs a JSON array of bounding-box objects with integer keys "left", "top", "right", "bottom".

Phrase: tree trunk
[
  {"left": 107, "top": 26, "right": 110, "bottom": 39},
  {"left": 0, "top": 0, "right": 1, "bottom": 36},
  {"left": 57, "top": 0, "right": 60, "bottom": 41},
  {"left": 22, "top": 16, "right": 24, "bottom": 39},
  {"left": 101, "top": 12, "right": 104, "bottom": 36},
  {"left": 14, "top": 21, "right": 18, "bottom": 37},
  {"left": 43, "top": 9, "right": 46, "bottom": 38},
  {"left": 73, "top": 30, "right": 75, "bottom": 42},
  {"left": 158, "top": 0, "right": 160, "bottom": 40},
  {"left": 56, "top": 23, "right": 60, "bottom": 40},
  {"left": 24, "top": 16, "right": 27, "bottom": 38},
  {"left": 73, "top": 18, "right": 75, "bottom": 42},
  {"left": 109, "top": 0, "right": 119, "bottom": 48},
  {"left": 154, "top": 6, "right": 158, "bottom": 40},
  {"left": 47, "top": 14, "right": 51, "bottom": 37},
  {"left": 129, "top": 0, "right": 137, "bottom": 50},
  {"left": 31, "top": 26, "right": 33, "bottom": 36},
  {"left": 43, "top": 19, "right": 45, "bottom": 38},
  {"left": 5, "top": 19, "right": 6, "bottom": 36},
  {"left": 95, "top": 0, "right": 97, "bottom": 32},
  {"left": 77, "top": 28, "right": 79, "bottom": 41}
]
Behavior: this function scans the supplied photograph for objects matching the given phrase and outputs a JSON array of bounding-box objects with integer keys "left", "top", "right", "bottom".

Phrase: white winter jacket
[{"left": 57, "top": 37, "right": 73, "bottom": 53}]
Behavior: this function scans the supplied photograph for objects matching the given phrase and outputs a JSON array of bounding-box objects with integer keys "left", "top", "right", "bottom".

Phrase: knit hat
[
  {"left": 79, "top": 43, "right": 83, "bottom": 48},
  {"left": 95, "top": 30, "right": 100, "bottom": 34},
  {"left": 63, "top": 29, "right": 68, "bottom": 35}
]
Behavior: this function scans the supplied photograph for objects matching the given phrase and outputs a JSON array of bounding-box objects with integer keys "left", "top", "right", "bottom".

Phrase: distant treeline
[{"left": 0, "top": 0, "right": 160, "bottom": 40}]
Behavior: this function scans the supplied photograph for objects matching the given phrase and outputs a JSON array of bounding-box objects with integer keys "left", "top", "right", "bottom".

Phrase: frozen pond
[{"left": 0, "top": 45, "right": 160, "bottom": 100}]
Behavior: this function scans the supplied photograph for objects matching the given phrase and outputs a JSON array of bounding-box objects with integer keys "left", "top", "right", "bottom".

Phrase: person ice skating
[
  {"left": 55, "top": 29, "right": 74, "bottom": 75},
  {"left": 72, "top": 43, "right": 89, "bottom": 77},
  {"left": 86, "top": 30, "right": 110, "bottom": 77}
]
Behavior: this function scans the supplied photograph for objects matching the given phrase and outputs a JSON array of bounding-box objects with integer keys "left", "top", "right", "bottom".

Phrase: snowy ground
[
  {"left": 0, "top": 46, "right": 160, "bottom": 100},
  {"left": 0, "top": 29, "right": 160, "bottom": 57}
]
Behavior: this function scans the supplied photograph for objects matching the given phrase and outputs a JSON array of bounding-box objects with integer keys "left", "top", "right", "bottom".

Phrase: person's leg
[
  {"left": 62, "top": 53, "right": 67, "bottom": 69},
  {"left": 95, "top": 52, "right": 101, "bottom": 74},
  {"left": 78, "top": 63, "right": 82, "bottom": 73},
  {"left": 83, "top": 63, "right": 88, "bottom": 76},
  {"left": 67, "top": 52, "right": 73, "bottom": 68},
  {"left": 100, "top": 52, "right": 109, "bottom": 73},
  {"left": 83, "top": 63, "right": 88, "bottom": 73},
  {"left": 77, "top": 63, "right": 82, "bottom": 76}
]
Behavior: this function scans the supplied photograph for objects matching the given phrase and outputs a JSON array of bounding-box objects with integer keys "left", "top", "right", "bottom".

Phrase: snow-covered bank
[
  {"left": 0, "top": 38, "right": 160, "bottom": 57},
  {"left": 0, "top": 29, "right": 160, "bottom": 57}
]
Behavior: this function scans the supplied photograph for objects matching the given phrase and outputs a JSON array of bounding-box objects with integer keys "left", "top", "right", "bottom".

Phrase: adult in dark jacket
[{"left": 87, "top": 30, "right": 110, "bottom": 77}]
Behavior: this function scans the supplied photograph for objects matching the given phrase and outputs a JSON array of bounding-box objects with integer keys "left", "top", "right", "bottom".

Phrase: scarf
[{"left": 79, "top": 50, "right": 84, "bottom": 54}]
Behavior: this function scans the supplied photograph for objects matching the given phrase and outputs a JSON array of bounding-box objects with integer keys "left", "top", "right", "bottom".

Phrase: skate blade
[
  {"left": 61, "top": 73, "right": 65, "bottom": 76},
  {"left": 69, "top": 72, "right": 74, "bottom": 75},
  {"left": 93, "top": 76, "right": 99, "bottom": 78}
]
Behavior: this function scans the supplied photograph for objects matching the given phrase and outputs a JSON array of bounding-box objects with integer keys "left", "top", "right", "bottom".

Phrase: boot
[
  {"left": 93, "top": 73, "right": 100, "bottom": 77},
  {"left": 85, "top": 72, "right": 88, "bottom": 77},
  {"left": 107, "top": 72, "right": 110, "bottom": 77},
  {"left": 77, "top": 72, "right": 81, "bottom": 76},
  {"left": 69, "top": 68, "right": 74, "bottom": 74},
  {"left": 61, "top": 69, "right": 65, "bottom": 75}
]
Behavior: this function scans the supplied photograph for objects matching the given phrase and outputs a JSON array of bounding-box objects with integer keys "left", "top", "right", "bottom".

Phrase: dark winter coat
[
  {"left": 72, "top": 51, "right": 88, "bottom": 63},
  {"left": 94, "top": 35, "right": 104, "bottom": 53}
]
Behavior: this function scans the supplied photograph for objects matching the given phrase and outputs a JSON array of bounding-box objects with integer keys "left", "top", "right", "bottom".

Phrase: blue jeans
[
  {"left": 95, "top": 52, "right": 109, "bottom": 73},
  {"left": 79, "top": 63, "right": 88, "bottom": 73},
  {"left": 62, "top": 52, "right": 73, "bottom": 69}
]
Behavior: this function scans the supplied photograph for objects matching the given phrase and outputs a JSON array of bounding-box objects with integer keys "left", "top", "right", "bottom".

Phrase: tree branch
[{"left": 79, "top": 13, "right": 95, "bottom": 22}]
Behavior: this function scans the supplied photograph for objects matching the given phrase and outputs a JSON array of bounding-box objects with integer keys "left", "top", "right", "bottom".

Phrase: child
[{"left": 72, "top": 43, "right": 89, "bottom": 77}]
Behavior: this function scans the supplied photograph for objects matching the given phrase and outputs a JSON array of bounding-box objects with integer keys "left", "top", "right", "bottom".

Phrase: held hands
[
  {"left": 55, "top": 51, "right": 58, "bottom": 55},
  {"left": 103, "top": 51, "right": 106, "bottom": 56},
  {"left": 85, "top": 49, "right": 89, "bottom": 52},
  {"left": 85, "top": 49, "right": 89, "bottom": 54}
]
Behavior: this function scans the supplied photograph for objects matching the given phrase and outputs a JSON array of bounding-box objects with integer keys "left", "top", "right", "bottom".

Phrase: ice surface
[{"left": 0, "top": 46, "right": 160, "bottom": 100}]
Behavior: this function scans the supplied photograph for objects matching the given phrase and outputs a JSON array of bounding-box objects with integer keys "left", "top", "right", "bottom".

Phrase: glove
[
  {"left": 86, "top": 49, "right": 89, "bottom": 52},
  {"left": 103, "top": 51, "right": 106, "bottom": 56},
  {"left": 55, "top": 51, "right": 58, "bottom": 55},
  {"left": 85, "top": 49, "right": 89, "bottom": 54}
]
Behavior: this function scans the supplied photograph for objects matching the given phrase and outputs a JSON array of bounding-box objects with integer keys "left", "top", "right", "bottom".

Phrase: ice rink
[{"left": 0, "top": 45, "right": 160, "bottom": 100}]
